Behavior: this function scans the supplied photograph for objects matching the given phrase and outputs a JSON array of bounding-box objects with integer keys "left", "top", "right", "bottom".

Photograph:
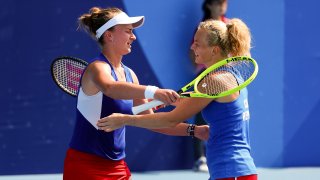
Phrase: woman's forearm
[
  {"left": 124, "top": 112, "right": 183, "bottom": 129},
  {"left": 101, "top": 81, "right": 146, "bottom": 100},
  {"left": 151, "top": 123, "right": 209, "bottom": 141},
  {"left": 151, "top": 123, "right": 190, "bottom": 136}
]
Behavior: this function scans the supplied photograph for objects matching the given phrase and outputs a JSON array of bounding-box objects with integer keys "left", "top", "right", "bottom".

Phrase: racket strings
[
  {"left": 53, "top": 59, "right": 86, "bottom": 95},
  {"left": 197, "top": 61, "right": 255, "bottom": 96}
]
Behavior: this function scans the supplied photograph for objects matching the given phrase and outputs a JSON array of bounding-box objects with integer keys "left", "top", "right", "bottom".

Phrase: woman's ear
[
  {"left": 211, "top": 46, "right": 220, "bottom": 56},
  {"left": 104, "top": 31, "right": 113, "bottom": 42}
]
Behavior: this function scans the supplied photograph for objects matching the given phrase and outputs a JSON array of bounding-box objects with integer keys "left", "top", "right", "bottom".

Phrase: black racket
[{"left": 51, "top": 56, "right": 88, "bottom": 96}]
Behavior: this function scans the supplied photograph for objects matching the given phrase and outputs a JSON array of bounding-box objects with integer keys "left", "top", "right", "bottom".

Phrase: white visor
[{"left": 95, "top": 12, "right": 145, "bottom": 39}]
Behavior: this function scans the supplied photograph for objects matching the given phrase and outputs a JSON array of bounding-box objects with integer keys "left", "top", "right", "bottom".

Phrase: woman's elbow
[
  {"left": 101, "top": 83, "right": 119, "bottom": 99},
  {"left": 101, "top": 84, "right": 111, "bottom": 95},
  {"left": 163, "top": 113, "right": 186, "bottom": 128}
]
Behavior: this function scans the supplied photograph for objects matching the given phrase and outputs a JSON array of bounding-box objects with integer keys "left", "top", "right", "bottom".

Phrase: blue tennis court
[{"left": 1, "top": 168, "right": 320, "bottom": 180}]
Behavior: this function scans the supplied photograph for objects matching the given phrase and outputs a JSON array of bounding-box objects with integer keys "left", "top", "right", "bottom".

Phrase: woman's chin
[
  {"left": 195, "top": 59, "right": 202, "bottom": 64},
  {"left": 122, "top": 49, "right": 131, "bottom": 55}
]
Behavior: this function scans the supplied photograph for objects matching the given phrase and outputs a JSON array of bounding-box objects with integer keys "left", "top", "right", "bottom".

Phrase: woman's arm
[
  {"left": 129, "top": 69, "right": 208, "bottom": 140},
  {"left": 97, "top": 97, "right": 213, "bottom": 131},
  {"left": 152, "top": 124, "right": 209, "bottom": 141},
  {"left": 129, "top": 68, "right": 154, "bottom": 113},
  {"left": 128, "top": 98, "right": 212, "bottom": 128},
  {"left": 83, "top": 60, "right": 179, "bottom": 104}
]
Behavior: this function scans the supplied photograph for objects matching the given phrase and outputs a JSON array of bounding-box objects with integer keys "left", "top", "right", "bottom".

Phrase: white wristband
[{"left": 144, "top": 85, "right": 159, "bottom": 99}]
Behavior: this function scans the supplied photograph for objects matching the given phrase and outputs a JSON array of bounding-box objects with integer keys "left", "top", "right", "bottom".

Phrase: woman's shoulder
[{"left": 87, "top": 60, "right": 112, "bottom": 72}]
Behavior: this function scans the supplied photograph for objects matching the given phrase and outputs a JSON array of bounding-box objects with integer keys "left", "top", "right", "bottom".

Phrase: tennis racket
[
  {"left": 132, "top": 56, "right": 259, "bottom": 115},
  {"left": 51, "top": 56, "right": 88, "bottom": 97}
]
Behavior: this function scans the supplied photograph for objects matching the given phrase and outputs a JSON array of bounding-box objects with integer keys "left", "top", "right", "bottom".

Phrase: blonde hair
[
  {"left": 198, "top": 18, "right": 251, "bottom": 57},
  {"left": 78, "top": 7, "right": 122, "bottom": 44}
]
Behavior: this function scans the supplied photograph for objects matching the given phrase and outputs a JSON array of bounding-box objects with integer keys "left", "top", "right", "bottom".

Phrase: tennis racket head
[
  {"left": 185, "top": 56, "right": 258, "bottom": 98},
  {"left": 132, "top": 56, "right": 258, "bottom": 114},
  {"left": 51, "top": 56, "right": 88, "bottom": 97}
]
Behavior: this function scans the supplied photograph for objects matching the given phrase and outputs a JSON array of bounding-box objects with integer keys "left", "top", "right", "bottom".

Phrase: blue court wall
[
  {"left": 1, "top": 0, "right": 320, "bottom": 175},
  {"left": 228, "top": 0, "right": 285, "bottom": 167},
  {"left": 283, "top": 0, "right": 320, "bottom": 166},
  {"left": 229, "top": 0, "right": 320, "bottom": 167}
]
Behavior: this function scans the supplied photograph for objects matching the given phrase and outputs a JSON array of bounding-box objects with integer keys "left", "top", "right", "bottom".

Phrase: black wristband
[{"left": 187, "top": 124, "right": 195, "bottom": 137}]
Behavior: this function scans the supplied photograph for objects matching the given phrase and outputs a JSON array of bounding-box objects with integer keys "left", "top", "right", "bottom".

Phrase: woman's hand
[
  {"left": 97, "top": 113, "right": 127, "bottom": 132},
  {"left": 195, "top": 125, "right": 210, "bottom": 141},
  {"left": 154, "top": 89, "right": 180, "bottom": 105}
]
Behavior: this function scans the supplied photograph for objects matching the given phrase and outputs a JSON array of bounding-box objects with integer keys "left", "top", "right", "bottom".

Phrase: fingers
[
  {"left": 97, "top": 113, "right": 124, "bottom": 132},
  {"left": 169, "top": 91, "right": 179, "bottom": 103},
  {"left": 154, "top": 89, "right": 180, "bottom": 105},
  {"left": 97, "top": 120, "right": 111, "bottom": 131},
  {"left": 172, "top": 91, "right": 180, "bottom": 99},
  {"left": 98, "top": 123, "right": 117, "bottom": 133},
  {"left": 100, "top": 127, "right": 113, "bottom": 132}
]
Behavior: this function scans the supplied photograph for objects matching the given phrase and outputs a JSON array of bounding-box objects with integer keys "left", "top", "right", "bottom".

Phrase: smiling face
[
  {"left": 107, "top": 24, "right": 137, "bottom": 55},
  {"left": 191, "top": 29, "right": 214, "bottom": 66}
]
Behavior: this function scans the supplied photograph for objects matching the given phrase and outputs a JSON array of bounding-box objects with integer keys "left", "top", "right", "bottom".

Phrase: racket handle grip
[{"left": 132, "top": 100, "right": 164, "bottom": 115}]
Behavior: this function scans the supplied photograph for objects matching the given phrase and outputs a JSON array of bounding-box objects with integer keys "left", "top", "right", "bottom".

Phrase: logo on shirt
[{"left": 242, "top": 111, "right": 250, "bottom": 121}]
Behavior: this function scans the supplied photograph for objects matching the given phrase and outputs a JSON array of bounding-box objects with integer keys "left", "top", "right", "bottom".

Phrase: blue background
[{"left": 0, "top": 0, "right": 319, "bottom": 175}]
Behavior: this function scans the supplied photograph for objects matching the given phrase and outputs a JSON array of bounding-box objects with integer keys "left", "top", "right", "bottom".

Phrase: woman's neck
[
  {"left": 101, "top": 48, "right": 122, "bottom": 68},
  {"left": 205, "top": 55, "right": 228, "bottom": 68}
]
